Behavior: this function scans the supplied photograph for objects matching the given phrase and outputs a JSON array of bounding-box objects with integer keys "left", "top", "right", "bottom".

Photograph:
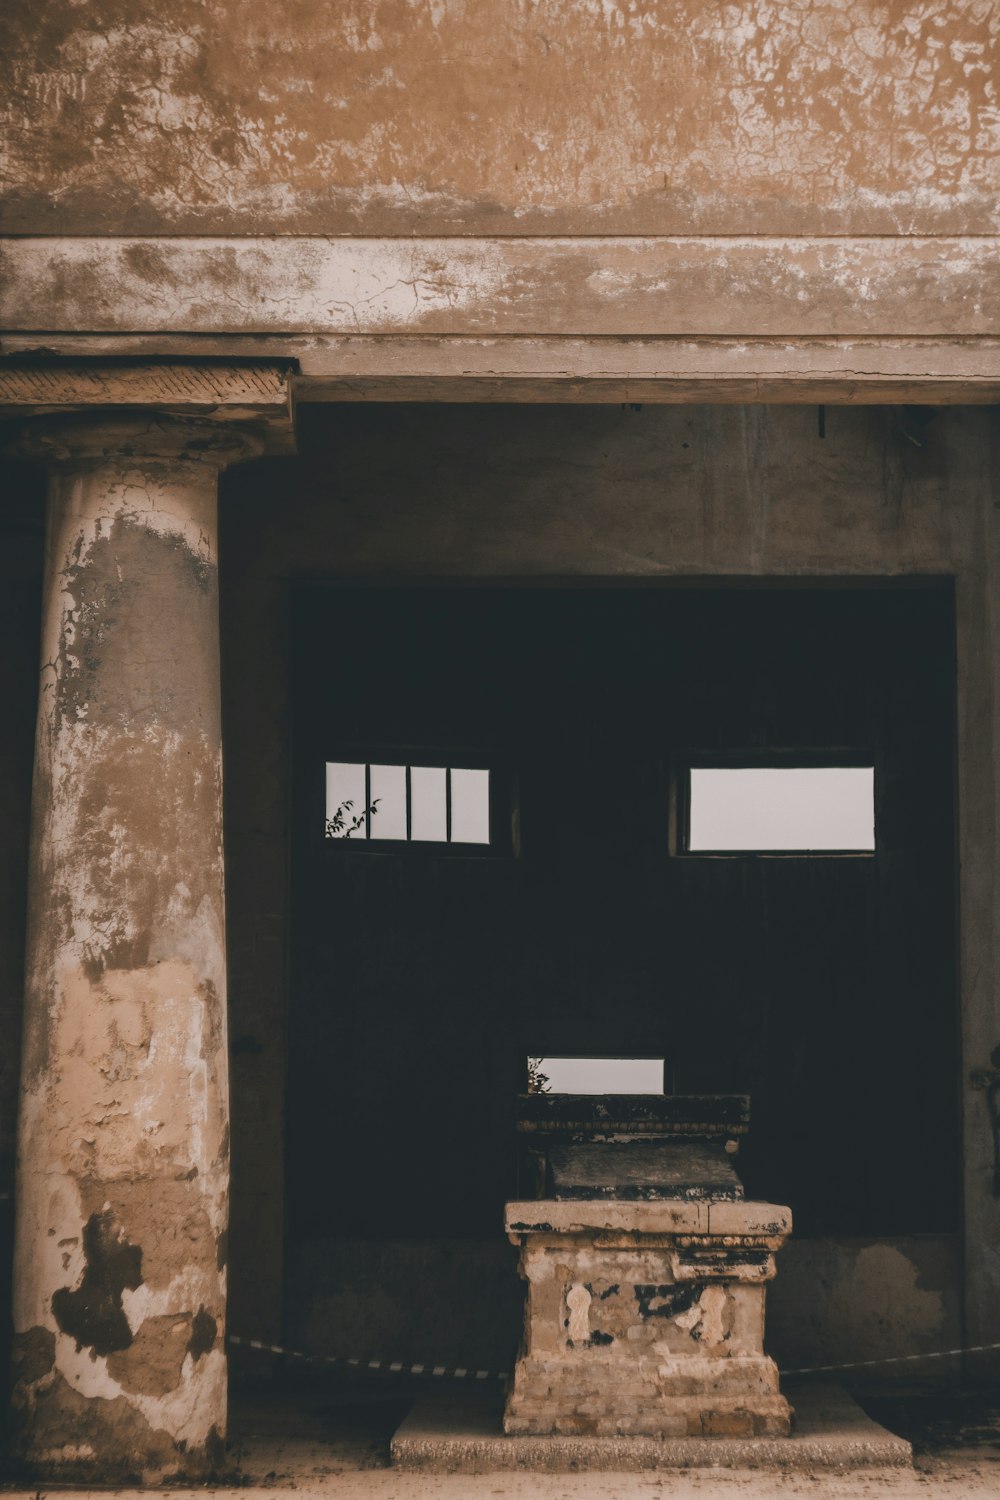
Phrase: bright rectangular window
[
  {"left": 528, "top": 1057, "right": 665, "bottom": 1095},
  {"left": 687, "top": 766, "right": 875, "bottom": 853},
  {"left": 325, "top": 761, "right": 492, "bottom": 845}
]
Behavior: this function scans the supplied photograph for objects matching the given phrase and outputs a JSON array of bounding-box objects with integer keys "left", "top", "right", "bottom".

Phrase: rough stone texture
[
  {"left": 503, "top": 1199, "right": 791, "bottom": 1437},
  {"left": 1, "top": 2, "right": 998, "bottom": 237},
  {"left": 8, "top": 416, "right": 258, "bottom": 1481},
  {"left": 546, "top": 1142, "right": 745, "bottom": 1202},
  {"left": 392, "top": 1382, "right": 913, "bottom": 1471}
]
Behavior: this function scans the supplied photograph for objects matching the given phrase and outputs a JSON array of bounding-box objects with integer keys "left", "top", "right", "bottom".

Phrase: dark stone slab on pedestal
[
  {"left": 516, "top": 1093, "right": 750, "bottom": 1137},
  {"left": 546, "top": 1140, "right": 744, "bottom": 1200}
]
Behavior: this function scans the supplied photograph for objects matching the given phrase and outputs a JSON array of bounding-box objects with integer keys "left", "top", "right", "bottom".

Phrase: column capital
[
  {"left": 0, "top": 359, "right": 296, "bottom": 458},
  {"left": 7, "top": 411, "right": 270, "bottom": 472}
]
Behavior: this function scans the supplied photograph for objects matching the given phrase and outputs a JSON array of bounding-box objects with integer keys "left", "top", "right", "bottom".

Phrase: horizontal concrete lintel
[
  {"left": 292, "top": 335, "right": 1000, "bottom": 403},
  {"left": 3, "top": 339, "right": 1000, "bottom": 407},
  {"left": 3, "top": 237, "right": 1000, "bottom": 342}
]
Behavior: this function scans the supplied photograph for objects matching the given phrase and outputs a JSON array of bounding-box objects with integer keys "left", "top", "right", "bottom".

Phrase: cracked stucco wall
[{"left": 1, "top": 1, "right": 998, "bottom": 235}]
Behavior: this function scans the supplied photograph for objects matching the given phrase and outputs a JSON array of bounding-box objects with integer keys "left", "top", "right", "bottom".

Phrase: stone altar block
[{"left": 504, "top": 1094, "right": 792, "bottom": 1438}]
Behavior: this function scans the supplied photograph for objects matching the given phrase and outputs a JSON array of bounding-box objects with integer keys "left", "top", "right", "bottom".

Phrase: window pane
[
  {"left": 450, "top": 767, "right": 490, "bottom": 844},
  {"left": 326, "top": 762, "right": 367, "bottom": 839},
  {"left": 532, "top": 1057, "right": 665, "bottom": 1094},
  {"left": 688, "top": 766, "right": 875, "bottom": 851},
  {"left": 369, "top": 763, "right": 407, "bottom": 840},
  {"left": 411, "top": 765, "right": 447, "bottom": 842}
]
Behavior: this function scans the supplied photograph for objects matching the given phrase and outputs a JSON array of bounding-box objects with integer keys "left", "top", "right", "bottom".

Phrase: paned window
[{"left": 325, "top": 761, "right": 492, "bottom": 845}]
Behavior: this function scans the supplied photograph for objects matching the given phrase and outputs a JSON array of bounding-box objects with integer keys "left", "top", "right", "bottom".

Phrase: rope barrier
[
  {"left": 230, "top": 1333, "right": 1000, "bottom": 1383},
  {"left": 228, "top": 1335, "right": 509, "bottom": 1382},
  {"left": 781, "top": 1342, "right": 1000, "bottom": 1377}
]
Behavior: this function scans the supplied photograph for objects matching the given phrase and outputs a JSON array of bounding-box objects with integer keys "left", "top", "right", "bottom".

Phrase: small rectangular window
[
  {"left": 325, "top": 761, "right": 494, "bottom": 846},
  {"left": 686, "top": 765, "right": 875, "bottom": 853},
  {"left": 528, "top": 1057, "right": 665, "bottom": 1095}
]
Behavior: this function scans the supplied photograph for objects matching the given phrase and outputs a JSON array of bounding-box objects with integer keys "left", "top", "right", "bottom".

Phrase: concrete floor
[
  {"left": 219, "top": 1383, "right": 1000, "bottom": 1497},
  {"left": 2, "top": 1384, "right": 999, "bottom": 1496}
]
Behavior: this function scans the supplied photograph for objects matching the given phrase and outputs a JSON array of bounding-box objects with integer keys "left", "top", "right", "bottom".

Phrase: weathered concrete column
[{"left": 9, "top": 415, "right": 260, "bottom": 1481}]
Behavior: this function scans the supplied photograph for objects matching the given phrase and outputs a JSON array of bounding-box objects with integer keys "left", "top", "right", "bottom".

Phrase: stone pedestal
[
  {"left": 504, "top": 1199, "right": 792, "bottom": 1438},
  {"left": 9, "top": 417, "right": 261, "bottom": 1482}
]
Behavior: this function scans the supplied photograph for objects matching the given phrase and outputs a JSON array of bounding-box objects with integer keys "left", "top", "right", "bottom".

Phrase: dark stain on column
[
  {"left": 54, "top": 515, "right": 218, "bottom": 735},
  {"left": 25, "top": 1371, "right": 185, "bottom": 1483},
  {"left": 187, "top": 1305, "right": 218, "bottom": 1361},
  {"left": 11, "top": 1327, "right": 55, "bottom": 1386},
  {"left": 51, "top": 1211, "right": 143, "bottom": 1355}
]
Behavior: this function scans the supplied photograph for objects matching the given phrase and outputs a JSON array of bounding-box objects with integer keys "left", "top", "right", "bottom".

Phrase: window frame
[
  {"left": 320, "top": 745, "right": 520, "bottom": 858},
  {"left": 672, "top": 748, "right": 878, "bottom": 859}
]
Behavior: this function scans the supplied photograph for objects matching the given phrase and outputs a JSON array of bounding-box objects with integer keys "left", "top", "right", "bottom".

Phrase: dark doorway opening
[{"left": 285, "top": 581, "right": 957, "bottom": 1367}]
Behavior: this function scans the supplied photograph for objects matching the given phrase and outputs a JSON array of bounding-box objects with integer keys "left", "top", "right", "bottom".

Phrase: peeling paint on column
[{"left": 9, "top": 417, "right": 259, "bottom": 1482}]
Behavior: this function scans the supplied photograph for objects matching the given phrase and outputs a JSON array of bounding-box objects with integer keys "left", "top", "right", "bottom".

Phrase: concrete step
[{"left": 390, "top": 1381, "right": 912, "bottom": 1471}]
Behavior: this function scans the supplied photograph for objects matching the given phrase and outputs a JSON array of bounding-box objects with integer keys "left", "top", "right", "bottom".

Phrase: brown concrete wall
[
  {"left": 220, "top": 575, "right": 289, "bottom": 1361},
  {"left": 0, "top": 466, "right": 44, "bottom": 1419},
  {"left": 216, "top": 402, "right": 989, "bottom": 1378},
  {"left": 283, "top": 1234, "right": 960, "bottom": 1382},
  {"left": 225, "top": 402, "right": 981, "bottom": 581},
  {"left": 768, "top": 1235, "right": 963, "bottom": 1378},
  {"left": 2, "top": 2, "right": 998, "bottom": 236}
]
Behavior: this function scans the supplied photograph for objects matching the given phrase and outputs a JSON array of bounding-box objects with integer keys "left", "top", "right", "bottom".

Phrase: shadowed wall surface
[
  {"left": 0, "top": 465, "right": 45, "bottom": 1424},
  {"left": 216, "top": 402, "right": 980, "bottom": 1376}
]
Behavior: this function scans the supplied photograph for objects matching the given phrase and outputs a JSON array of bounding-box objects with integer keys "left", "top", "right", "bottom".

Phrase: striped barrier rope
[
  {"left": 230, "top": 1333, "right": 1000, "bottom": 1382},
  {"left": 228, "top": 1335, "right": 509, "bottom": 1382},
  {"left": 782, "top": 1341, "right": 1000, "bottom": 1377}
]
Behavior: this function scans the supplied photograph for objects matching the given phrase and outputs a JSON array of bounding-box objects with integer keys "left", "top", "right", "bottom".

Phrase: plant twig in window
[{"left": 325, "top": 797, "right": 381, "bottom": 839}]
